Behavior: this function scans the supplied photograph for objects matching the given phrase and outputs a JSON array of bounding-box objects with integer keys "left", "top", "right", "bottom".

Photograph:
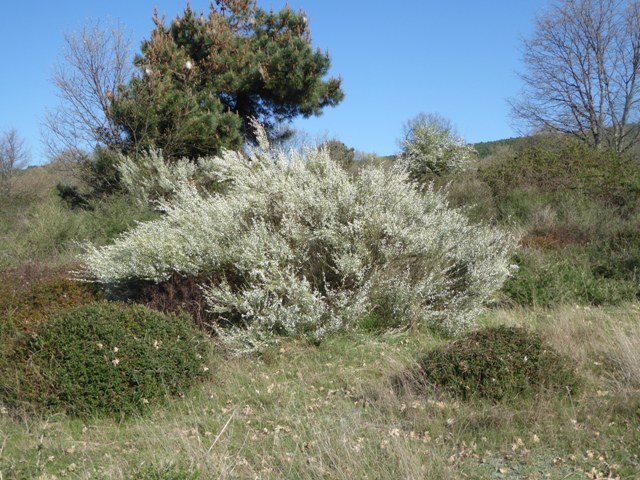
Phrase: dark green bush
[
  {"left": 0, "top": 267, "right": 105, "bottom": 413},
  {"left": 415, "top": 325, "right": 580, "bottom": 402},
  {"left": 321, "top": 139, "right": 355, "bottom": 169},
  {"left": 1, "top": 302, "right": 210, "bottom": 417},
  {"left": 55, "top": 183, "right": 93, "bottom": 210},
  {"left": 82, "top": 147, "right": 124, "bottom": 197}
]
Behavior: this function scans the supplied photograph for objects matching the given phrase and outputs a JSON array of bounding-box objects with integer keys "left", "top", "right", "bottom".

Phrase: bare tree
[
  {"left": 0, "top": 129, "right": 30, "bottom": 194},
  {"left": 512, "top": 0, "right": 640, "bottom": 152},
  {"left": 43, "top": 18, "right": 133, "bottom": 163}
]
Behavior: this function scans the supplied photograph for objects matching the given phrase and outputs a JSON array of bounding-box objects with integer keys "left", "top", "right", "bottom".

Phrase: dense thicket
[
  {"left": 447, "top": 134, "right": 640, "bottom": 307},
  {"left": 82, "top": 126, "right": 516, "bottom": 352}
]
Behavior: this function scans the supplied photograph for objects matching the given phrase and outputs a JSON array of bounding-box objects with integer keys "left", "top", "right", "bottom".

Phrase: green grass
[
  {"left": 0, "top": 191, "right": 157, "bottom": 270},
  {"left": 2, "top": 136, "right": 639, "bottom": 478},
  {"left": 1, "top": 305, "right": 638, "bottom": 479},
  {"left": 443, "top": 135, "right": 640, "bottom": 309}
]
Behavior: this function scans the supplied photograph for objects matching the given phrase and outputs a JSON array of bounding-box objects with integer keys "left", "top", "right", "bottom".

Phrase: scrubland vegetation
[
  {"left": 1, "top": 125, "right": 640, "bottom": 479},
  {"left": 2, "top": 0, "right": 640, "bottom": 477}
]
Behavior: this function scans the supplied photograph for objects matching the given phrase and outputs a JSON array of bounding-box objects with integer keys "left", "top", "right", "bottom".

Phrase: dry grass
[
  {"left": 609, "top": 325, "right": 640, "bottom": 388},
  {"left": 489, "top": 303, "right": 640, "bottom": 389},
  {"left": 2, "top": 305, "right": 639, "bottom": 479}
]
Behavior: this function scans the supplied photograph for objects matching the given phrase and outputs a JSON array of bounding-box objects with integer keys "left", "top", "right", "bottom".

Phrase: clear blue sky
[{"left": 0, "top": 1, "right": 549, "bottom": 165}]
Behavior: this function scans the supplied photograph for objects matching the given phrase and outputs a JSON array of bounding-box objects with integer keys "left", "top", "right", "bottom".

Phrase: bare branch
[
  {"left": 512, "top": 0, "right": 640, "bottom": 152},
  {"left": 0, "top": 128, "right": 30, "bottom": 195},
  {"left": 43, "top": 18, "right": 133, "bottom": 161}
]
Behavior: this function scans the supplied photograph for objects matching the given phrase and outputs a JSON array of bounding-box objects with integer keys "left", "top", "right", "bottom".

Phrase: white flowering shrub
[
  {"left": 118, "top": 150, "right": 225, "bottom": 206},
  {"left": 83, "top": 125, "right": 516, "bottom": 353},
  {"left": 399, "top": 113, "right": 475, "bottom": 179}
]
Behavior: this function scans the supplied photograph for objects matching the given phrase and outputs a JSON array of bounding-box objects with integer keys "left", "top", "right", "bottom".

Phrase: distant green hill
[
  {"left": 376, "top": 138, "right": 526, "bottom": 161},
  {"left": 473, "top": 137, "right": 524, "bottom": 158}
]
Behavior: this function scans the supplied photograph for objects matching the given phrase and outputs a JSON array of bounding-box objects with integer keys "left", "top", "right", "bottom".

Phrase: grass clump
[
  {"left": 1, "top": 302, "right": 210, "bottom": 417},
  {"left": 0, "top": 185, "right": 157, "bottom": 270},
  {"left": 414, "top": 325, "right": 580, "bottom": 402},
  {"left": 129, "top": 465, "right": 200, "bottom": 479}
]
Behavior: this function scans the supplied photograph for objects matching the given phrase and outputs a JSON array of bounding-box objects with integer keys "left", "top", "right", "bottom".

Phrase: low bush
[
  {"left": 82, "top": 125, "right": 517, "bottom": 353},
  {"left": 1, "top": 302, "right": 210, "bottom": 417},
  {"left": 0, "top": 266, "right": 102, "bottom": 330},
  {"left": 0, "top": 266, "right": 103, "bottom": 412},
  {"left": 321, "top": 139, "right": 356, "bottom": 170},
  {"left": 414, "top": 325, "right": 581, "bottom": 402}
]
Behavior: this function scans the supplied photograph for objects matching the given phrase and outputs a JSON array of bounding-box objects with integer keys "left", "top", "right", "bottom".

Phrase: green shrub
[
  {"left": 0, "top": 267, "right": 103, "bottom": 412},
  {"left": 441, "top": 171, "right": 498, "bottom": 223},
  {"left": 414, "top": 325, "right": 580, "bottom": 402},
  {"left": 55, "top": 182, "right": 93, "bottom": 210},
  {"left": 49, "top": 149, "right": 109, "bottom": 200},
  {"left": 473, "top": 138, "right": 522, "bottom": 158},
  {"left": 503, "top": 249, "right": 639, "bottom": 308},
  {"left": 321, "top": 139, "right": 356, "bottom": 169},
  {"left": 1, "top": 302, "right": 209, "bottom": 417},
  {"left": 480, "top": 136, "right": 640, "bottom": 214},
  {"left": 460, "top": 135, "right": 640, "bottom": 308},
  {"left": 82, "top": 125, "right": 517, "bottom": 353}
]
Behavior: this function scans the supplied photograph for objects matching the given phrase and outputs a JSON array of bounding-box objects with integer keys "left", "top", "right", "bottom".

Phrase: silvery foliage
[
  {"left": 118, "top": 150, "right": 221, "bottom": 206},
  {"left": 83, "top": 123, "right": 516, "bottom": 353},
  {"left": 399, "top": 113, "right": 475, "bottom": 179}
]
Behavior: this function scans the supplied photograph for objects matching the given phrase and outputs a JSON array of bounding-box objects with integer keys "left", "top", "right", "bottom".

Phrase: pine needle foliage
[{"left": 113, "top": 0, "right": 343, "bottom": 160}]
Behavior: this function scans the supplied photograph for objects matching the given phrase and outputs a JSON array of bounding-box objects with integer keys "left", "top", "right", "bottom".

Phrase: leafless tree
[
  {"left": 0, "top": 128, "right": 30, "bottom": 194},
  {"left": 512, "top": 0, "right": 640, "bottom": 153},
  {"left": 43, "top": 18, "right": 133, "bottom": 163}
]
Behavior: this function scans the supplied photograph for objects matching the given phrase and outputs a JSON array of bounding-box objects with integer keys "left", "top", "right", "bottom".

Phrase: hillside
[
  {"left": 473, "top": 137, "right": 525, "bottom": 158},
  {"left": 1, "top": 134, "right": 639, "bottom": 479}
]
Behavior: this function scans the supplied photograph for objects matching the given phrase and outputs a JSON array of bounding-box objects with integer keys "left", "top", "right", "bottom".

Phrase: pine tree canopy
[{"left": 113, "top": 0, "right": 344, "bottom": 160}]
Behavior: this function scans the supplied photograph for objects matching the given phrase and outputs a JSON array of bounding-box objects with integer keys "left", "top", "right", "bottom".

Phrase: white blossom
[
  {"left": 399, "top": 113, "right": 475, "bottom": 179},
  {"left": 82, "top": 123, "right": 517, "bottom": 353}
]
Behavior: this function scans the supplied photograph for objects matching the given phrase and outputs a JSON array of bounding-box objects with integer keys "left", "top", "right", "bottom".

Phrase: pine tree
[{"left": 113, "top": 0, "right": 344, "bottom": 160}]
